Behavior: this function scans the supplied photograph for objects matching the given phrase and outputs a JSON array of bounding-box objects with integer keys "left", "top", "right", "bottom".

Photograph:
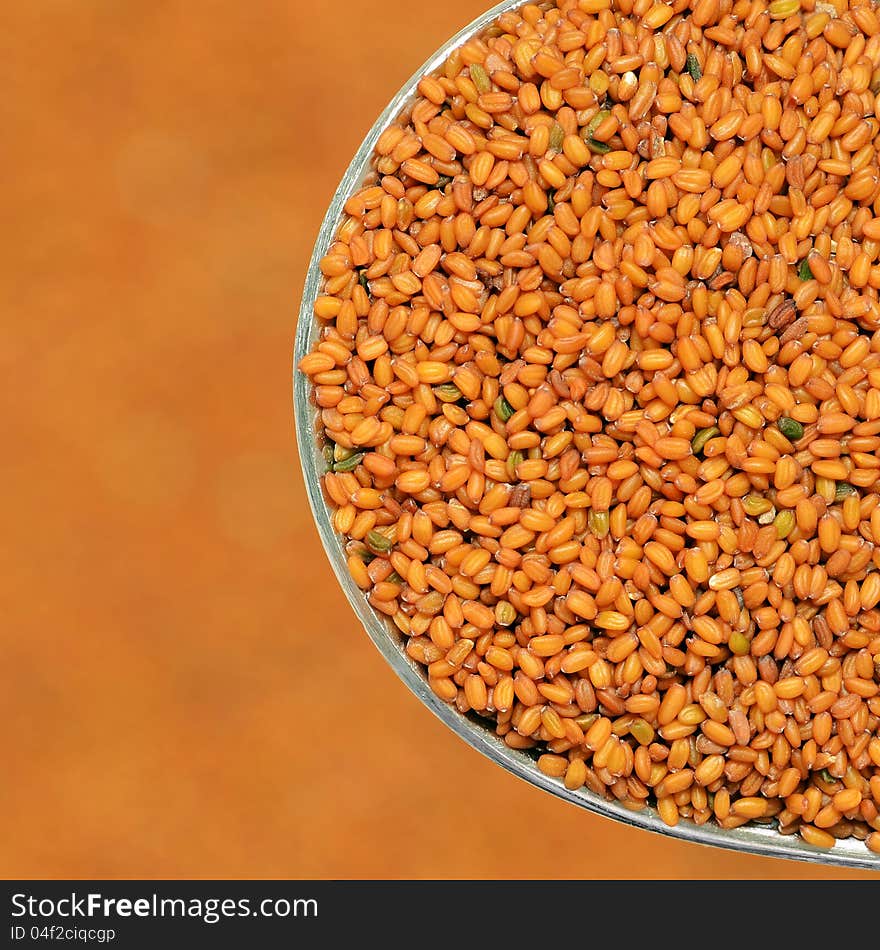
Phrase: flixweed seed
[{"left": 300, "top": 0, "right": 880, "bottom": 856}]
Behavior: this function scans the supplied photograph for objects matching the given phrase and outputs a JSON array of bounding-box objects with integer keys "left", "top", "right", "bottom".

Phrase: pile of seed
[{"left": 299, "top": 0, "right": 880, "bottom": 854}]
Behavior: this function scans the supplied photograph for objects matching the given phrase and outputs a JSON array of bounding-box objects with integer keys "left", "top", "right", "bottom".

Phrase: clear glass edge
[{"left": 291, "top": 0, "right": 879, "bottom": 872}]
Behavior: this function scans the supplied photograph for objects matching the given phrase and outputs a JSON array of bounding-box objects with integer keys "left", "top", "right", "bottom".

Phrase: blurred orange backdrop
[{"left": 1, "top": 0, "right": 874, "bottom": 879}]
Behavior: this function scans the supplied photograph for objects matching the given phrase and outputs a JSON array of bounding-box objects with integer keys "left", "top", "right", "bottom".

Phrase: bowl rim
[{"left": 293, "top": 0, "right": 879, "bottom": 872}]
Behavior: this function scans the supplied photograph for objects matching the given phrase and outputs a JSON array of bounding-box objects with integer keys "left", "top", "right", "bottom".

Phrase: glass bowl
[{"left": 293, "top": 0, "right": 878, "bottom": 870}]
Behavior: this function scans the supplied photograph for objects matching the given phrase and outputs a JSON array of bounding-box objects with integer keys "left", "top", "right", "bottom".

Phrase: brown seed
[{"left": 767, "top": 299, "right": 796, "bottom": 330}]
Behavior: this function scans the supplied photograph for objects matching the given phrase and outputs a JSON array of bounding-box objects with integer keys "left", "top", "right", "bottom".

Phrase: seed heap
[{"left": 299, "top": 0, "right": 880, "bottom": 854}]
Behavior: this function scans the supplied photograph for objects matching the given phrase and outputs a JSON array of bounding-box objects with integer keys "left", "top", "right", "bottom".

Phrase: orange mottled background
[{"left": 1, "top": 0, "right": 873, "bottom": 880}]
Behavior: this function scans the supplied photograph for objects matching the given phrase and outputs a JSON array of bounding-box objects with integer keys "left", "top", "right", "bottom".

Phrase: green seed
[
  {"left": 629, "top": 719, "right": 655, "bottom": 746},
  {"left": 685, "top": 53, "right": 702, "bottom": 81},
  {"left": 435, "top": 383, "right": 462, "bottom": 402},
  {"left": 835, "top": 482, "right": 857, "bottom": 503},
  {"left": 358, "top": 268, "right": 369, "bottom": 292},
  {"left": 775, "top": 509, "right": 796, "bottom": 539},
  {"left": 366, "top": 530, "right": 392, "bottom": 553},
  {"left": 386, "top": 571, "right": 403, "bottom": 585},
  {"left": 470, "top": 63, "right": 491, "bottom": 93},
  {"left": 691, "top": 426, "right": 720, "bottom": 455},
  {"left": 332, "top": 452, "right": 365, "bottom": 472},
  {"left": 494, "top": 395, "right": 515, "bottom": 422},
  {"left": 549, "top": 122, "right": 564, "bottom": 152},
  {"left": 820, "top": 769, "right": 836, "bottom": 785},
  {"left": 433, "top": 174, "right": 453, "bottom": 191},
  {"left": 547, "top": 190, "right": 555, "bottom": 213},
  {"left": 729, "top": 631, "right": 751, "bottom": 656},
  {"left": 495, "top": 601, "right": 517, "bottom": 626},
  {"left": 743, "top": 495, "right": 773, "bottom": 516},
  {"left": 581, "top": 112, "right": 612, "bottom": 153},
  {"left": 506, "top": 450, "right": 524, "bottom": 480},
  {"left": 586, "top": 137, "right": 610, "bottom": 154},
  {"left": 575, "top": 713, "right": 600, "bottom": 730},
  {"left": 777, "top": 417, "right": 804, "bottom": 441},
  {"left": 797, "top": 258, "right": 814, "bottom": 281},
  {"left": 585, "top": 109, "right": 610, "bottom": 136},
  {"left": 588, "top": 509, "right": 610, "bottom": 538},
  {"left": 322, "top": 444, "right": 335, "bottom": 466}
]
